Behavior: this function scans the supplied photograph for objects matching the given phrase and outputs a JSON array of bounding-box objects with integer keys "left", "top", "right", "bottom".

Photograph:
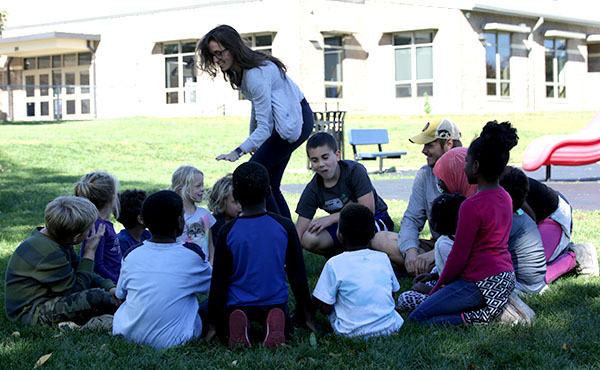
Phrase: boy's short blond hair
[
  {"left": 208, "top": 174, "right": 233, "bottom": 214},
  {"left": 45, "top": 196, "right": 98, "bottom": 243},
  {"left": 169, "top": 165, "right": 203, "bottom": 204}
]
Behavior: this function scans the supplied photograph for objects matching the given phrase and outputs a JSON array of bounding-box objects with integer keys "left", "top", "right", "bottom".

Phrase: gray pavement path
[{"left": 281, "top": 163, "right": 600, "bottom": 211}]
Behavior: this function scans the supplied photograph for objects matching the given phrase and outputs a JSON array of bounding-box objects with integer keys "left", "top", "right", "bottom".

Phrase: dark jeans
[
  {"left": 409, "top": 279, "right": 485, "bottom": 325},
  {"left": 250, "top": 99, "right": 314, "bottom": 218}
]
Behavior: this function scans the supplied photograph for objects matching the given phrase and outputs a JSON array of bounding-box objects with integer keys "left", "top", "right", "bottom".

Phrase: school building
[{"left": 0, "top": 0, "right": 599, "bottom": 121}]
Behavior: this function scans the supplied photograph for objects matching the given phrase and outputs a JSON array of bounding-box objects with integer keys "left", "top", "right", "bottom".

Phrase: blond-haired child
[
  {"left": 208, "top": 174, "right": 241, "bottom": 238},
  {"left": 74, "top": 171, "right": 122, "bottom": 283},
  {"left": 170, "top": 165, "right": 215, "bottom": 263},
  {"left": 5, "top": 196, "right": 118, "bottom": 326}
]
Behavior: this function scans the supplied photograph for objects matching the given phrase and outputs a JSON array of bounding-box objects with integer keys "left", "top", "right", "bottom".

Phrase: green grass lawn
[{"left": 1, "top": 112, "right": 599, "bottom": 369}]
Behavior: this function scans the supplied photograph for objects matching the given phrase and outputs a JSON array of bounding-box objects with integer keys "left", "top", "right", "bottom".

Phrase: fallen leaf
[
  {"left": 309, "top": 332, "right": 317, "bottom": 347},
  {"left": 34, "top": 353, "right": 52, "bottom": 368},
  {"left": 11, "top": 331, "right": 20, "bottom": 338},
  {"left": 562, "top": 343, "right": 570, "bottom": 351},
  {"left": 296, "top": 355, "right": 306, "bottom": 361},
  {"left": 100, "top": 344, "right": 109, "bottom": 351},
  {"left": 347, "top": 350, "right": 356, "bottom": 356},
  {"left": 231, "top": 360, "right": 238, "bottom": 367},
  {"left": 329, "top": 352, "right": 342, "bottom": 359}
]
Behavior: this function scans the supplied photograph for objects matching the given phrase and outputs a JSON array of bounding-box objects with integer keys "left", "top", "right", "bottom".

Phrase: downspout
[
  {"left": 87, "top": 40, "right": 98, "bottom": 119},
  {"left": 528, "top": 17, "right": 544, "bottom": 112},
  {"left": 6, "top": 57, "right": 13, "bottom": 121}
]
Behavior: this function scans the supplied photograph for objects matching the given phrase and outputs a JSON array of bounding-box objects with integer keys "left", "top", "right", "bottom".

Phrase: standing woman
[{"left": 197, "top": 25, "right": 314, "bottom": 218}]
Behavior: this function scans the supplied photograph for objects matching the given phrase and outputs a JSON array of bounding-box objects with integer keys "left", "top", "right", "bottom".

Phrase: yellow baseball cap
[{"left": 409, "top": 118, "right": 461, "bottom": 144}]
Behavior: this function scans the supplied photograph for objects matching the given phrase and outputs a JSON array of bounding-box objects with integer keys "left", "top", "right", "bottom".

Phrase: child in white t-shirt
[
  {"left": 113, "top": 190, "right": 212, "bottom": 349},
  {"left": 170, "top": 165, "right": 216, "bottom": 264},
  {"left": 312, "top": 203, "right": 404, "bottom": 338}
]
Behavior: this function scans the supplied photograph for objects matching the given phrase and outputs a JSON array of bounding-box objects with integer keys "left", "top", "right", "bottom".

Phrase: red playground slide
[{"left": 522, "top": 111, "right": 600, "bottom": 181}]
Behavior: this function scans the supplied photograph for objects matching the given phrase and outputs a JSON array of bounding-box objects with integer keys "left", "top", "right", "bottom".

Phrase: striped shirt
[{"left": 4, "top": 228, "right": 114, "bottom": 324}]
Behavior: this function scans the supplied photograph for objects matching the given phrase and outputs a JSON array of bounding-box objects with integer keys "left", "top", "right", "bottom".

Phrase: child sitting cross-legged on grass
[
  {"left": 5, "top": 196, "right": 119, "bottom": 327},
  {"left": 396, "top": 193, "right": 466, "bottom": 312},
  {"left": 312, "top": 203, "right": 404, "bottom": 338},
  {"left": 74, "top": 171, "right": 122, "bottom": 284},
  {"left": 409, "top": 121, "right": 519, "bottom": 325},
  {"left": 170, "top": 165, "right": 216, "bottom": 264},
  {"left": 112, "top": 190, "right": 212, "bottom": 349},
  {"left": 296, "top": 132, "right": 393, "bottom": 258},
  {"left": 116, "top": 189, "right": 151, "bottom": 255},
  {"left": 205, "top": 162, "right": 315, "bottom": 348}
]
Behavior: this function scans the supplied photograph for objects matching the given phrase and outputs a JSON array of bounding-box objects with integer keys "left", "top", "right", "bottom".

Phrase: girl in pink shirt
[{"left": 410, "top": 121, "right": 518, "bottom": 325}]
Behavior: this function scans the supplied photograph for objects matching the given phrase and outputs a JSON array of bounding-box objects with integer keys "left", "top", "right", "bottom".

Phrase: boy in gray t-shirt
[{"left": 295, "top": 133, "right": 393, "bottom": 257}]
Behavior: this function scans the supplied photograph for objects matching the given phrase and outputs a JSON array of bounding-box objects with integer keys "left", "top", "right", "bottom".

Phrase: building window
[
  {"left": 588, "top": 43, "right": 600, "bottom": 72},
  {"left": 242, "top": 33, "right": 273, "bottom": 55},
  {"left": 324, "top": 35, "right": 344, "bottom": 98},
  {"left": 485, "top": 32, "right": 510, "bottom": 96},
  {"left": 22, "top": 52, "right": 93, "bottom": 119},
  {"left": 545, "top": 38, "right": 567, "bottom": 99},
  {"left": 393, "top": 31, "right": 434, "bottom": 98},
  {"left": 163, "top": 40, "right": 198, "bottom": 104}
]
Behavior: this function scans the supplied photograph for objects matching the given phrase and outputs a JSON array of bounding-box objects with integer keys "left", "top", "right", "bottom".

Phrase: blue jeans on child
[
  {"left": 409, "top": 279, "right": 485, "bottom": 325},
  {"left": 250, "top": 98, "right": 314, "bottom": 219}
]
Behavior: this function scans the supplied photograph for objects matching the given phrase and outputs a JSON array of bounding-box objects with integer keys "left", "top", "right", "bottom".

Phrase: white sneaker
[
  {"left": 499, "top": 292, "right": 536, "bottom": 325},
  {"left": 570, "top": 243, "right": 600, "bottom": 277}
]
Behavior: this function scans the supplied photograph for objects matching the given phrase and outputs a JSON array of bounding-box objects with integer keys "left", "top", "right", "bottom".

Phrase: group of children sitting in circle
[{"left": 5, "top": 119, "right": 598, "bottom": 350}]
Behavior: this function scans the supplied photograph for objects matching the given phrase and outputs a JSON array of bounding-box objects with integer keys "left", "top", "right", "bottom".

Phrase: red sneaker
[
  {"left": 228, "top": 309, "right": 251, "bottom": 348},
  {"left": 263, "top": 308, "right": 286, "bottom": 348}
]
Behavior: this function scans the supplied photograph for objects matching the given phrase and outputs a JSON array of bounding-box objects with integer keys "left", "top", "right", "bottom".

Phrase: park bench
[{"left": 348, "top": 129, "right": 406, "bottom": 173}]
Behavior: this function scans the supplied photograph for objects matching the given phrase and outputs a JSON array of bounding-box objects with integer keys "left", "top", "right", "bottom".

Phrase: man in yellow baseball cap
[{"left": 372, "top": 118, "right": 462, "bottom": 275}]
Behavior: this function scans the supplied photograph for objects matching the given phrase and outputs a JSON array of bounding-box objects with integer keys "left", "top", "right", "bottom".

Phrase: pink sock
[{"left": 545, "top": 251, "right": 576, "bottom": 284}]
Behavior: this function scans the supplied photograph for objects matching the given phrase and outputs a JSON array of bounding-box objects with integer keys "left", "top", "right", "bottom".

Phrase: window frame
[
  {"left": 163, "top": 40, "right": 199, "bottom": 104},
  {"left": 323, "top": 34, "right": 344, "bottom": 99},
  {"left": 544, "top": 37, "right": 567, "bottom": 99},
  {"left": 393, "top": 30, "right": 434, "bottom": 98},
  {"left": 484, "top": 32, "right": 511, "bottom": 97}
]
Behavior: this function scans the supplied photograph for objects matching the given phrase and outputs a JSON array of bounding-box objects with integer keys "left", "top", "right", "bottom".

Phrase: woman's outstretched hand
[{"left": 216, "top": 151, "right": 240, "bottom": 162}]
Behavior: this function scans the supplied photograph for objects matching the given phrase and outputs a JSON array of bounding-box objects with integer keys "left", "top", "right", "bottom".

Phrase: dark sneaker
[
  {"left": 499, "top": 292, "right": 536, "bottom": 325},
  {"left": 570, "top": 243, "right": 600, "bottom": 276},
  {"left": 229, "top": 309, "right": 251, "bottom": 348},
  {"left": 263, "top": 308, "right": 286, "bottom": 348}
]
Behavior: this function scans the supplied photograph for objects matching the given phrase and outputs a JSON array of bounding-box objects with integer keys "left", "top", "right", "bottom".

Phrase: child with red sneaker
[{"left": 205, "top": 162, "right": 315, "bottom": 348}]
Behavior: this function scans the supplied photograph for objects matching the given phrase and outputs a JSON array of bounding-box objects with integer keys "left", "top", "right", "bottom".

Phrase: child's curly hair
[
  {"left": 117, "top": 189, "right": 148, "bottom": 229},
  {"left": 208, "top": 174, "right": 233, "bottom": 215}
]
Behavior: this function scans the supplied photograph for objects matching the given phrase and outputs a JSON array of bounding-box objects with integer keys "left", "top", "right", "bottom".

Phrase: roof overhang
[
  {"left": 484, "top": 22, "right": 531, "bottom": 33},
  {"left": 587, "top": 34, "right": 600, "bottom": 44},
  {"left": 320, "top": 29, "right": 357, "bottom": 36},
  {"left": 544, "top": 30, "right": 587, "bottom": 40},
  {"left": 0, "top": 32, "right": 101, "bottom": 57},
  {"left": 463, "top": 2, "right": 600, "bottom": 27}
]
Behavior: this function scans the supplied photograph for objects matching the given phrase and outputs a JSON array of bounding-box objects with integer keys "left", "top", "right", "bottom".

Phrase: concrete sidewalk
[{"left": 281, "top": 163, "right": 600, "bottom": 211}]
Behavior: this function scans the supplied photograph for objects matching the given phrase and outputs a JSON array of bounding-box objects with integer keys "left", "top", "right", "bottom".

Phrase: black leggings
[{"left": 249, "top": 99, "right": 314, "bottom": 218}]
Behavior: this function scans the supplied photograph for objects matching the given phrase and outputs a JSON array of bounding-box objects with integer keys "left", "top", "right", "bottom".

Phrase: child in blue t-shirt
[
  {"left": 296, "top": 132, "right": 393, "bottom": 258},
  {"left": 117, "top": 189, "right": 151, "bottom": 255},
  {"left": 312, "top": 203, "right": 404, "bottom": 337},
  {"left": 205, "top": 162, "right": 315, "bottom": 348}
]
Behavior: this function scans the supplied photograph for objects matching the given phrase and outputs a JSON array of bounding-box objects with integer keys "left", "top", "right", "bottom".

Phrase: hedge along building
[{"left": 0, "top": 0, "right": 599, "bottom": 121}]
